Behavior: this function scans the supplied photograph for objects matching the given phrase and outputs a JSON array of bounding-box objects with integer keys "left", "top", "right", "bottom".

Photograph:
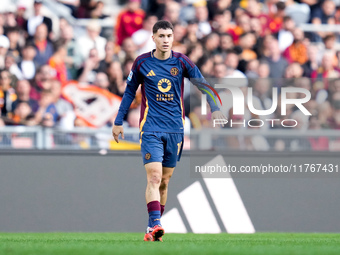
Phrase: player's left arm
[{"left": 183, "top": 58, "right": 226, "bottom": 124}]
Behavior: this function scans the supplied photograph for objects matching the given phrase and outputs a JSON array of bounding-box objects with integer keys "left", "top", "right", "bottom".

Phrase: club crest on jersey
[
  {"left": 158, "top": 78, "right": 172, "bottom": 93},
  {"left": 170, "top": 67, "right": 179, "bottom": 76},
  {"left": 145, "top": 153, "right": 151, "bottom": 160}
]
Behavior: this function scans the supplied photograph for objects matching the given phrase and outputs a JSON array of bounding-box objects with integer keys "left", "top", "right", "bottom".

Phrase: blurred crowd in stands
[{"left": 0, "top": 0, "right": 340, "bottom": 139}]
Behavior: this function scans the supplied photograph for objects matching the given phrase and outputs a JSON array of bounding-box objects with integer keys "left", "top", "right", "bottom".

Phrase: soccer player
[{"left": 112, "top": 20, "right": 224, "bottom": 241}]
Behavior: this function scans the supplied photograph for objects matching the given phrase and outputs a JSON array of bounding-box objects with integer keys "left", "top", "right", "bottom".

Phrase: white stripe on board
[
  {"left": 177, "top": 181, "right": 221, "bottom": 233},
  {"left": 161, "top": 208, "right": 187, "bottom": 233},
  {"left": 202, "top": 155, "right": 255, "bottom": 233}
]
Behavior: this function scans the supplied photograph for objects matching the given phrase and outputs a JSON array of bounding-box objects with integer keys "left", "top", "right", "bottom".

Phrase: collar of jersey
[{"left": 151, "top": 49, "right": 172, "bottom": 60}]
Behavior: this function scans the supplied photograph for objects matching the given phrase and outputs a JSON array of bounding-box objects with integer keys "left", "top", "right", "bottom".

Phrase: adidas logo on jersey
[{"left": 147, "top": 70, "right": 156, "bottom": 76}]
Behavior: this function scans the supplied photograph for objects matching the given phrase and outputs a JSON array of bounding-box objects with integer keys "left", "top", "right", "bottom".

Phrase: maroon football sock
[
  {"left": 147, "top": 201, "right": 161, "bottom": 213},
  {"left": 147, "top": 201, "right": 161, "bottom": 227}
]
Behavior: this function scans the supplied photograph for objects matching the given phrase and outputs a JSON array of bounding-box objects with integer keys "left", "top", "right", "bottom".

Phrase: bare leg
[
  {"left": 144, "top": 162, "right": 165, "bottom": 240},
  {"left": 145, "top": 162, "right": 163, "bottom": 203},
  {"left": 159, "top": 166, "right": 175, "bottom": 206}
]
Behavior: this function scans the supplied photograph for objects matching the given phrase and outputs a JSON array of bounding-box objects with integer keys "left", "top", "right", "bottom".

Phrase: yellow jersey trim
[
  {"left": 180, "top": 97, "right": 185, "bottom": 127},
  {"left": 139, "top": 99, "right": 149, "bottom": 132}
]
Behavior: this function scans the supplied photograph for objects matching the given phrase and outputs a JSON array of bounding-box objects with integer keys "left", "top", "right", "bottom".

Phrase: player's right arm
[{"left": 112, "top": 59, "right": 142, "bottom": 143}]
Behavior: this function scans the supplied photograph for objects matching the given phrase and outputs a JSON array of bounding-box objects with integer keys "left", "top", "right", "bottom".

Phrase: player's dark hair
[{"left": 152, "top": 20, "right": 174, "bottom": 34}]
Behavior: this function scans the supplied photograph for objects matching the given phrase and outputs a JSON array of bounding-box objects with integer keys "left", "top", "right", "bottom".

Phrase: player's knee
[
  {"left": 148, "top": 173, "right": 162, "bottom": 187},
  {"left": 151, "top": 175, "right": 161, "bottom": 183}
]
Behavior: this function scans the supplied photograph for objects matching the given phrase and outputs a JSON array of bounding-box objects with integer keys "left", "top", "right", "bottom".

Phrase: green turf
[{"left": 0, "top": 233, "right": 340, "bottom": 255}]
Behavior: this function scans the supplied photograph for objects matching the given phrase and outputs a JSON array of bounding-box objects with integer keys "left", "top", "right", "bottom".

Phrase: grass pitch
[{"left": 0, "top": 233, "right": 340, "bottom": 255}]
